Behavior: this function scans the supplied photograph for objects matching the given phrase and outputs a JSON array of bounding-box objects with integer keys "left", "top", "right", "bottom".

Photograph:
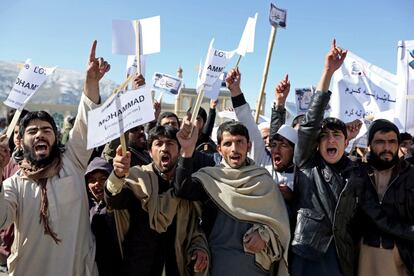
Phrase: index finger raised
[{"left": 89, "top": 40, "right": 97, "bottom": 62}]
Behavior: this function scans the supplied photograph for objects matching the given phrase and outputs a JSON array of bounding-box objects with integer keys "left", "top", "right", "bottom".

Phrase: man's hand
[
  {"left": 84, "top": 40, "right": 111, "bottom": 103},
  {"left": 191, "top": 249, "right": 209, "bottom": 272},
  {"left": 225, "top": 67, "right": 242, "bottom": 96},
  {"left": 153, "top": 100, "right": 161, "bottom": 121},
  {"left": 113, "top": 145, "right": 131, "bottom": 178},
  {"left": 0, "top": 135, "right": 10, "bottom": 170},
  {"left": 131, "top": 74, "right": 146, "bottom": 90},
  {"left": 210, "top": 99, "right": 218, "bottom": 109},
  {"left": 243, "top": 230, "right": 267, "bottom": 253},
  {"left": 317, "top": 39, "right": 347, "bottom": 92},
  {"left": 346, "top": 119, "right": 363, "bottom": 141},
  {"left": 177, "top": 113, "right": 198, "bottom": 158},
  {"left": 274, "top": 74, "right": 290, "bottom": 107},
  {"left": 279, "top": 184, "right": 294, "bottom": 201},
  {"left": 324, "top": 39, "right": 347, "bottom": 75}
]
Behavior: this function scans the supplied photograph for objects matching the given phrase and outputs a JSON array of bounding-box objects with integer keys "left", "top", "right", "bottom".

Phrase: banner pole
[
  {"left": 235, "top": 55, "right": 242, "bottom": 68},
  {"left": 254, "top": 25, "right": 277, "bottom": 123},
  {"left": 6, "top": 110, "right": 22, "bottom": 139}
]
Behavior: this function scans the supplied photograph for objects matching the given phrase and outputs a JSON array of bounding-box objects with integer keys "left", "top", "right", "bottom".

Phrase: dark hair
[
  {"left": 320, "top": 117, "right": 347, "bottom": 139},
  {"left": 291, "top": 114, "right": 305, "bottom": 128},
  {"left": 147, "top": 125, "right": 180, "bottom": 150},
  {"left": 368, "top": 119, "right": 400, "bottom": 145},
  {"left": 19, "top": 111, "right": 59, "bottom": 139},
  {"left": 187, "top": 106, "right": 207, "bottom": 124},
  {"left": 217, "top": 121, "right": 249, "bottom": 145},
  {"left": 157, "top": 112, "right": 180, "bottom": 126},
  {"left": 400, "top": 132, "right": 412, "bottom": 142}
]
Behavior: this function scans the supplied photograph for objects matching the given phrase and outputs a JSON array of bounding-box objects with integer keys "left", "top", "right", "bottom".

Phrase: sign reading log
[{"left": 87, "top": 85, "right": 154, "bottom": 149}]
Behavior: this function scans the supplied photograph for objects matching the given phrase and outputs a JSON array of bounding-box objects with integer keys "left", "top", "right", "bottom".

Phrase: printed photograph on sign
[
  {"left": 152, "top": 72, "right": 182, "bottom": 95},
  {"left": 295, "top": 87, "right": 314, "bottom": 114},
  {"left": 269, "top": 3, "right": 287, "bottom": 28}
]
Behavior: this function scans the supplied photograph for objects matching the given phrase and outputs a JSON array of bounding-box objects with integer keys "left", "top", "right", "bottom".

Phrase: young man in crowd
[
  {"left": 399, "top": 132, "right": 414, "bottom": 164},
  {"left": 175, "top": 117, "right": 290, "bottom": 275},
  {"left": 85, "top": 157, "right": 121, "bottom": 276},
  {"left": 290, "top": 40, "right": 362, "bottom": 276},
  {"left": 225, "top": 68, "right": 298, "bottom": 202},
  {"left": 104, "top": 125, "right": 209, "bottom": 276},
  {"left": 0, "top": 40, "right": 109, "bottom": 275}
]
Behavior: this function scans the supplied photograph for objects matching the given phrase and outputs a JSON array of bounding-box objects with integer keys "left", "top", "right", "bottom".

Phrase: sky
[{"left": 0, "top": 0, "right": 412, "bottom": 115}]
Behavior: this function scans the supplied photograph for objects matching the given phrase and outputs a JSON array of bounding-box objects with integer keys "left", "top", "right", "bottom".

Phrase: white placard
[
  {"left": 295, "top": 87, "right": 315, "bottom": 115},
  {"left": 152, "top": 72, "right": 182, "bottom": 95},
  {"left": 236, "top": 13, "right": 258, "bottom": 56},
  {"left": 112, "top": 16, "right": 160, "bottom": 55},
  {"left": 87, "top": 86, "right": 154, "bottom": 149},
  {"left": 269, "top": 3, "right": 287, "bottom": 28},
  {"left": 4, "top": 59, "right": 56, "bottom": 110},
  {"left": 329, "top": 51, "right": 398, "bottom": 123},
  {"left": 396, "top": 40, "right": 414, "bottom": 133},
  {"left": 198, "top": 39, "right": 236, "bottom": 98}
]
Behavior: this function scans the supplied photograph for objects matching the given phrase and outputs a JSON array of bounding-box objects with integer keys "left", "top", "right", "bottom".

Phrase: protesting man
[
  {"left": 175, "top": 117, "right": 290, "bottom": 275},
  {"left": 291, "top": 40, "right": 362, "bottom": 276},
  {"left": 356, "top": 120, "right": 414, "bottom": 275},
  {"left": 105, "top": 125, "right": 209, "bottom": 276},
  {"left": 0, "top": 40, "right": 109, "bottom": 275},
  {"left": 225, "top": 68, "right": 297, "bottom": 201}
]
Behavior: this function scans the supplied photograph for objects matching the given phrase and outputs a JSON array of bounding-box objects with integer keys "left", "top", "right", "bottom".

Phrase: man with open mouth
[
  {"left": 105, "top": 125, "right": 209, "bottom": 276},
  {"left": 0, "top": 40, "right": 108, "bottom": 275},
  {"left": 290, "top": 40, "right": 362, "bottom": 276},
  {"left": 175, "top": 118, "right": 290, "bottom": 275}
]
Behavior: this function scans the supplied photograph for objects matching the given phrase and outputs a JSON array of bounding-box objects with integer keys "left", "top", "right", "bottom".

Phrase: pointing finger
[{"left": 89, "top": 40, "right": 97, "bottom": 62}]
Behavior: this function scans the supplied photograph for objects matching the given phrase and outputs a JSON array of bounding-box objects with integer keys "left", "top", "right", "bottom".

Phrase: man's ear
[
  {"left": 344, "top": 139, "right": 349, "bottom": 148},
  {"left": 247, "top": 141, "right": 252, "bottom": 153}
]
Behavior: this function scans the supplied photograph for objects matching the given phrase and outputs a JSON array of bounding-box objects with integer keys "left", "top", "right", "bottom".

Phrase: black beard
[
  {"left": 366, "top": 151, "right": 399, "bottom": 171},
  {"left": 23, "top": 143, "right": 61, "bottom": 168}
]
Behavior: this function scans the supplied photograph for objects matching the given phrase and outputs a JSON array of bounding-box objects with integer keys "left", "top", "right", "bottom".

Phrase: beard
[
  {"left": 367, "top": 150, "right": 399, "bottom": 171},
  {"left": 23, "top": 142, "right": 61, "bottom": 168}
]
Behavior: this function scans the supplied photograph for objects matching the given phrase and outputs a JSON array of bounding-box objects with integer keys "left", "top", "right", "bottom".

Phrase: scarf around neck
[{"left": 20, "top": 156, "right": 63, "bottom": 244}]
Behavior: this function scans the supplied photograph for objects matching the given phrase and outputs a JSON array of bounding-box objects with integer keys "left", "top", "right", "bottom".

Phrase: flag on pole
[
  {"left": 269, "top": 3, "right": 287, "bottom": 28},
  {"left": 236, "top": 13, "right": 258, "bottom": 56}
]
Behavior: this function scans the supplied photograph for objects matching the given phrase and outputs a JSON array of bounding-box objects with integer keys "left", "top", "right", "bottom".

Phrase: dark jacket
[
  {"left": 270, "top": 104, "right": 286, "bottom": 141},
  {"left": 292, "top": 91, "right": 360, "bottom": 276},
  {"left": 356, "top": 159, "right": 414, "bottom": 275}
]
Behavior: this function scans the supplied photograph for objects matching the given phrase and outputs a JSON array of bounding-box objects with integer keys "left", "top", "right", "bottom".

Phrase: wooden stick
[
  {"left": 190, "top": 89, "right": 205, "bottom": 134},
  {"left": 134, "top": 20, "right": 142, "bottom": 75},
  {"left": 6, "top": 109, "right": 21, "bottom": 139},
  {"left": 235, "top": 55, "right": 242, "bottom": 68},
  {"left": 406, "top": 95, "right": 414, "bottom": 100},
  {"left": 254, "top": 25, "right": 278, "bottom": 123}
]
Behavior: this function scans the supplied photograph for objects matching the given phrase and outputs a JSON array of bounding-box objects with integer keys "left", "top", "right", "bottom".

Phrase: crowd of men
[{"left": 0, "top": 39, "right": 413, "bottom": 276}]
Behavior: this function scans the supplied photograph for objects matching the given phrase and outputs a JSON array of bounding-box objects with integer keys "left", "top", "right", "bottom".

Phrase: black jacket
[
  {"left": 292, "top": 91, "right": 360, "bottom": 276},
  {"left": 356, "top": 159, "right": 414, "bottom": 275}
]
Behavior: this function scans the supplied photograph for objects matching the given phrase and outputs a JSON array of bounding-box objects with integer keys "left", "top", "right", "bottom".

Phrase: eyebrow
[{"left": 25, "top": 126, "right": 53, "bottom": 131}]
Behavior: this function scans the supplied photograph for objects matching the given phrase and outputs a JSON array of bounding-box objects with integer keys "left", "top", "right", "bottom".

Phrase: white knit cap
[{"left": 276, "top": 124, "right": 298, "bottom": 145}]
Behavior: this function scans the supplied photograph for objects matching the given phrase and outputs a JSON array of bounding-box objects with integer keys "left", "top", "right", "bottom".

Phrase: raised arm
[
  {"left": 175, "top": 115, "right": 208, "bottom": 201},
  {"left": 201, "top": 99, "right": 217, "bottom": 138},
  {"left": 225, "top": 68, "right": 269, "bottom": 166},
  {"left": 295, "top": 39, "right": 347, "bottom": 168},
  {"left": 66, "top": 40, "right": 111, "bottom": 170},
  {"left": 270, "top": 74, "right": 290, "bottom": 139}
]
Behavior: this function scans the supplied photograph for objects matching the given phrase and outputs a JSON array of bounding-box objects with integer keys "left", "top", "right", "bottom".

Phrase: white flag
[
  {"left": 4, "top": 59, "right": 56, "bottom": 110},
  {"left": 236, "top": 13, "right": 258, "bottom": 56},
  {"left": 396, "top": 40, "right": 414, "bottom": 133},
  {"left": 112, "top": 16, "right": 160, "bottom": 55},
  {"left": 329, "top": 51, "right": 398, "bottom": 123},
  {"left": 198, "top": 39, "right": 235, "bottom": 98}
]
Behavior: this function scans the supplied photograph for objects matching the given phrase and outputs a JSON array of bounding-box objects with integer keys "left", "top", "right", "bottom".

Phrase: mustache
[{"left": 378, "top": 150, "right": 395, "bottom": 157}]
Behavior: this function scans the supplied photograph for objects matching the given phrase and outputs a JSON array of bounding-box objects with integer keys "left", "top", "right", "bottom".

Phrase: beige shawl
[
  {"left": 193, "top": 159, "right": 290, "bottom": 276},
  {"left": 109, "top": 164, "right": 209, "bottom": 276}
]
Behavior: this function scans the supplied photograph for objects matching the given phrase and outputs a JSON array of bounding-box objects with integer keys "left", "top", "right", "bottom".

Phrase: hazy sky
[{"left": 0, "top": 0, "right": 412, "bottom": 112}]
